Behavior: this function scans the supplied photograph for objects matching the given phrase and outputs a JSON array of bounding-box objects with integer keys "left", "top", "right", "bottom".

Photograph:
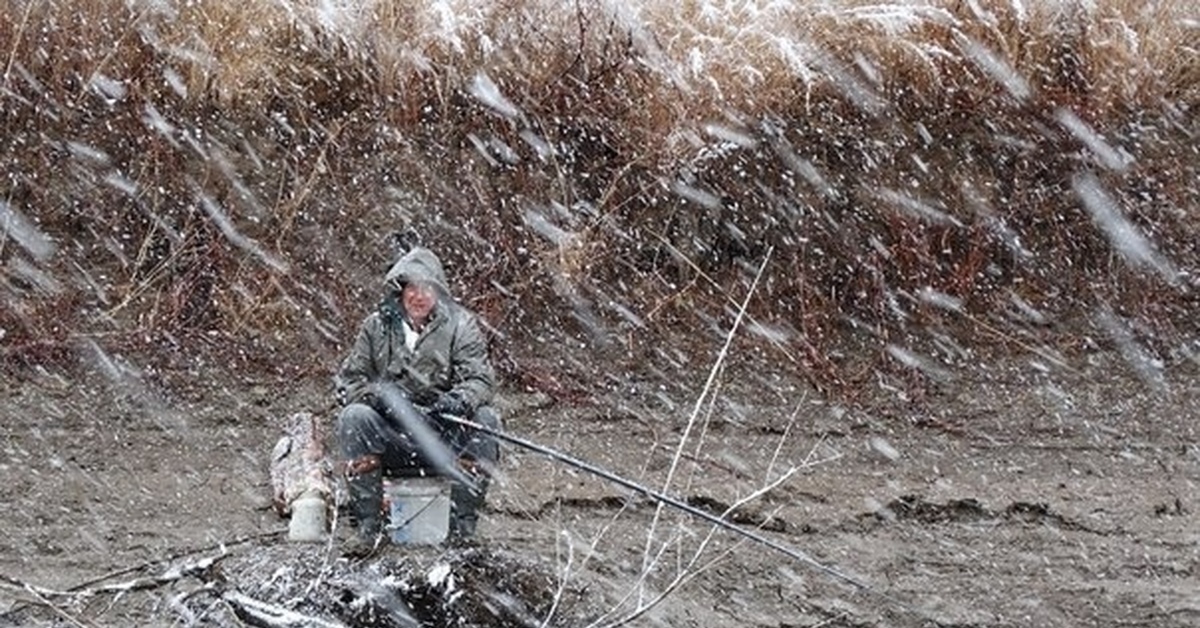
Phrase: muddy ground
[{"left": 1, "top": 340, "right": 1198, "bottom": 627}]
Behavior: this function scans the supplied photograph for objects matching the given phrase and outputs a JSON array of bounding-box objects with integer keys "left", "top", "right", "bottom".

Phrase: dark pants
[
  {"left": 336, "top": 396, "right": 500, "bottom": 475},
  {"left": 335, "top": 388, "right": 499, "bottom": 537}
]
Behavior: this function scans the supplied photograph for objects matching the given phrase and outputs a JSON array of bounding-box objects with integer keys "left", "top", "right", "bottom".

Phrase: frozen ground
[{"left": 1, "top": 342, "right": 1198, "bottom": 627}]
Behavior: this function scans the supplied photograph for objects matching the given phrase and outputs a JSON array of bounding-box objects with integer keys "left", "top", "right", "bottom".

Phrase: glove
[
  {"left": 358, "top": 383, "right": 385, "bottom": 413},
  {"left": 430, "top": 391, "right": 470, "bottom": 419}
]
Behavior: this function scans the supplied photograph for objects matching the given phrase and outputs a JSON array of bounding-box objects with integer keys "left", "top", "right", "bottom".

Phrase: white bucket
[
  {"left": 384, "top": 477, "right": 450, "bottom": 545},
  {"left": 287, "top": 490, "right": 328, "bottom": 543}
]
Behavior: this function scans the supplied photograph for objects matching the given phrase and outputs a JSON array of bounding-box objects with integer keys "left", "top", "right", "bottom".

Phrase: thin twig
[
  {"left": 681, "top": 372, "right": 723, "bottom": 497},
  {"left": 766, "top": 394, "right": 806, "bottom": 482},
  {"left": 648, "top": 230, "right": 798, "bottom": 365},
  {"left": 539, "top": 530, "right": 575, "bottom": 628},
  {"left": 642, "top": 246, "right": 773, "bottom": 592},
  {"left": 965, "top": 311, "right": 1081, "bottom": 374},
  {"left": 648, "top": 442, "right": 753, "bottom": 482},
  {"left": 272, "top": 121, "right": 345, "bottom": 249},
  {"left": 79, "top": 2, "right": 155, "bottom": 101},
  {"left": 304, "top": 497, "right": 343, "bottom": 600},
  {"left": 167, "top": 582, "right": 221, "bottom": 626},
  {"left": 583, "top": 532, "right": 678, "bottom": 628},
  {"left": 601, "top": 440, "right": 841, "bottom": 628},
  {"left": 3, "top": 529, "right": 284, "bottom": 619},
  {"left": 223, "top": 590, "right": 347, "bottom": 628},
  {"left": 442, "top": 408, "right": 873, "bottom": 591},
  {"left": 0, "top": 575, "right": 92, "bottom": 628},
  {"left": 86, "top": 555, "right": 224, "bottom": 597},
  {"left": 3, "top": 2, "right": 35, "bottom": 87},
  {"left": 68, "top": 530, "right": 283, "bottom": 593},
  {"left": 572, "top": 481, "right": 639, "bottom": 576},
  {"left": 599, "top": 534, "right": 740, "bottom": 628}
]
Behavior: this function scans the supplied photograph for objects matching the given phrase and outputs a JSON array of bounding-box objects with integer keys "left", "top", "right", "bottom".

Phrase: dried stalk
[
  {"left": 641, "top": 246, "right": 773, "bottom": 588},
  {"left": 539, "top": 530, "right": 575, "bottom": 628},
  {"left": 0, "top": 575, "right": 91, "bottom": 628},
  {"left": 598, "top": 439, "right": 843, "bottom": 628},
  {"left": 442, "top": 395, "right": 870, "bottom": 590},
  {"left": 223, "top": 590, "right": 348, "bottom": 628}
]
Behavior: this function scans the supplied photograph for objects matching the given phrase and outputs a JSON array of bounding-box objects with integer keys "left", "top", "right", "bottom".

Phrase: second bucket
[{"left": 384, "top": 477, "right": 451, "bottom": 545}]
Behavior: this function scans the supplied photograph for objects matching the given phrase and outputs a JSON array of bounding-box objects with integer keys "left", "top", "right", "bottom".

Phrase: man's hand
[
  {"left": 430, "top": 391, "right": 470, "bottom": 419},
  {"left": 360, "top": 382, "right": 398, "bottom": 414}
]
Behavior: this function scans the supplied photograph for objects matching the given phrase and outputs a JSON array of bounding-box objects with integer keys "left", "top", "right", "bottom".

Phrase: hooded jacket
[{"left": 335, "top": 247, "right": 495, "bottom": 410}]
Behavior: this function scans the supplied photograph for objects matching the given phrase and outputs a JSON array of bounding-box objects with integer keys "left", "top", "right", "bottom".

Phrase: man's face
[{"left": 402, "top": 281, "right": 437, "bottom": 326}]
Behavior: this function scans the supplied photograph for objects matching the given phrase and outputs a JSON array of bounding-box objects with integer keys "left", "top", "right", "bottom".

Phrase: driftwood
[
  {"left": 269, "top": 412, "right": 335, "bottom": 516},
  {"left": 223, "top": 591, "right": 348, "bottom": 628},
  {"left": 0, "top": 574, "right": 90, "bottom": 628},
  {"left": 3, "top": 552, "right": 350, "bottom": 628},
  {"left": 0, "top": 555, "right": 224, "bottom": 602}
]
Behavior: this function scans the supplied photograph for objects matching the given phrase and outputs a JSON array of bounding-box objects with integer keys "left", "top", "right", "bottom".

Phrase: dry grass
[{"left": 1, "top": 0, "right": 1196, "bottom": 389}]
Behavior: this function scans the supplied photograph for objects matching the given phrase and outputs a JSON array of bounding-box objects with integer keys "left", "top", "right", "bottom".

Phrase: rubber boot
[
  {"left": 449, "top": 478, "right": 486, "bottom": 542},
  {"left": 343, "top": 467, "right": 384, "bottom": 557}
]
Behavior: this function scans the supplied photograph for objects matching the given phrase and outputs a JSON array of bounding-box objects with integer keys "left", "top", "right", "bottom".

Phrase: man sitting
[{"left": 334, "top": 245, "right": 500, "bottom": 556}]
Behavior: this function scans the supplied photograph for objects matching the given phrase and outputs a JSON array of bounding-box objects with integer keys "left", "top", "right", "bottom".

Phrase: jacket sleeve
[
  {"left": 335, "top": 314, "right": 381, "bottom": 406},
  {"left": 448, "top": 311, "right": 495, "bottom": 409}
]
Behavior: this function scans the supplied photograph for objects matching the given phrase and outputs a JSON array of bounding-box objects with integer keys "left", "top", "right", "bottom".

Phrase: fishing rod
[{"left": 442, "top": 415, "right": 878, "bottom": 594}]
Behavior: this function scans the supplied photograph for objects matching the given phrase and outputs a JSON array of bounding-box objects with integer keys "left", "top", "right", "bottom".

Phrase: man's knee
[
  {"left": 338, "top": 403, "right": 383, "bottom": 431},
  {"left": 465, "top": 406, "right": 501, "bottom": 464},
  {"left": 337, "top": 403, "right": 386, "bottom": 457},
  {"left": 473, "top": 406, "right": 501, "bottom": 430}
]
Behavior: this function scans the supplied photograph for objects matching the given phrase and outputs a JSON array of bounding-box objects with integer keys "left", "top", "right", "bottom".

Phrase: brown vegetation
[{"left": 1, "top": 0, "right": 1196, "bottom": 392}]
